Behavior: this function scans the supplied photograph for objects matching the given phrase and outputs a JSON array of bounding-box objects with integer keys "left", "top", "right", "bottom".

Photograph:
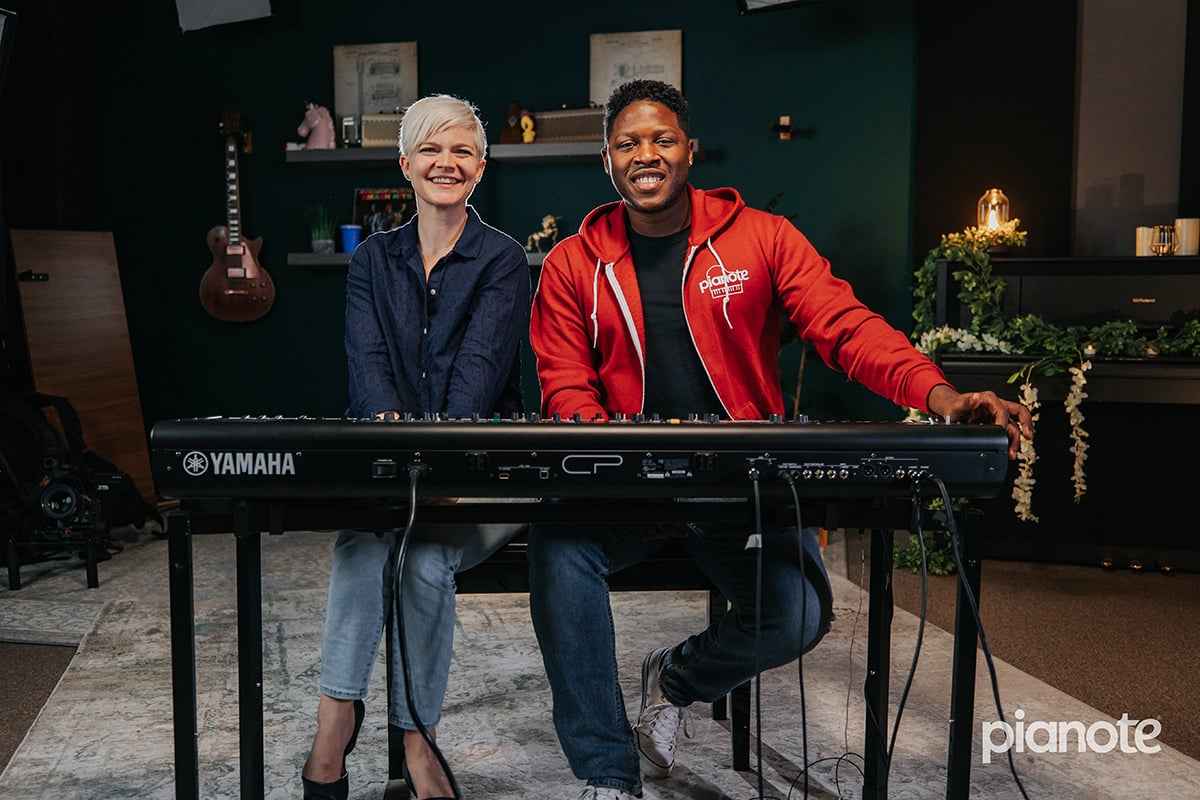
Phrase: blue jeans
[
  {"left": 319, "top": 521, "right": 524, "bottom": 728},
  {"left": 527, "top": 520, "right": 833, "bottom": 796}
]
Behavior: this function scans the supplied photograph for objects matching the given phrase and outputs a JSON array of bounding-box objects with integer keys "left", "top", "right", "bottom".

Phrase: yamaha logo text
[{"left": 183, "top": 450, "right": 296, "bottom": 477}]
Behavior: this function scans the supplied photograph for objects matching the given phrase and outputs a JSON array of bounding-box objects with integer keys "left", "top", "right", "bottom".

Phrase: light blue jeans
[
  {"left": 527, "top": 520, "right": 833, "bottom": 796},
  {"left": 318, "top": 522, "right": 524, "bottom": 728}
]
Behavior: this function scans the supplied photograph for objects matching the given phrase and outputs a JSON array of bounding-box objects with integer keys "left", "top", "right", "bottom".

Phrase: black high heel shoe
[
  {"left": 400, "top": 747, "right": 456, "bottom": 800},
  {"left": 302, "top": 699, "right": 366, "bottom": 800},
  {"left": 401, "top": 755, "right": 416, "bottom": 796}
]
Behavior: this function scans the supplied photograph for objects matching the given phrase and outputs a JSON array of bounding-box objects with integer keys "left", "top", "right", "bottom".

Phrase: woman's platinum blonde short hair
[{"left": 397, "top": 94, "right": 487, "bottom": 159}]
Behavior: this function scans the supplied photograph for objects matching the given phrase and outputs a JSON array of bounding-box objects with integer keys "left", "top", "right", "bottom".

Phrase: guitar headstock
[{"left": 219, "top": 110, "right": 252, "bottom": 153}]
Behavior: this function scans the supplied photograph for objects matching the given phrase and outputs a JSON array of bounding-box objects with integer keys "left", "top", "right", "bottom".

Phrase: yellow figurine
[
  {"left": 525, "top": 214, "right": 560, "bottom": 252},
  {"left": 520, "top": 111, "right": 536, "bottom": 143}
]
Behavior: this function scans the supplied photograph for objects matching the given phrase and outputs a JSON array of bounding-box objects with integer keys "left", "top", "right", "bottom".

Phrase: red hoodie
[{"left": 530, "top": 184, "right": 950, "bottom": 421}]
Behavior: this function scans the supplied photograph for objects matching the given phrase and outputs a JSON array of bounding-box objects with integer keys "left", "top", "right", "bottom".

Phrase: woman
[{"left": 301, "top": 94, "right": 530, "bottom": 800}]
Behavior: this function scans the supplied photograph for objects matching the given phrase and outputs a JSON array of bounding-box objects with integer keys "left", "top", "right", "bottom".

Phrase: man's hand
[{"left": 926, "top": 384, "right": 1034, "bottom": 460}]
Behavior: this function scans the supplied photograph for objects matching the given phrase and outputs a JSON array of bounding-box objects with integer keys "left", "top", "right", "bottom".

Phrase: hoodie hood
[{"left": 576, "top": 184, "right": 745, "bottom": 263}]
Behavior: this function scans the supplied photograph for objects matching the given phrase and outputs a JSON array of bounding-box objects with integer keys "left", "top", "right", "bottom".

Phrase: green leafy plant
[
  {"left": 912, "top": 219, "right": 1029, "bottom": 339},
  {"left": 894, "top": 529, "right": 958, "bottom": 576},
  {"left": 306, "top": 205, "right": 337, "bottom": 241}
]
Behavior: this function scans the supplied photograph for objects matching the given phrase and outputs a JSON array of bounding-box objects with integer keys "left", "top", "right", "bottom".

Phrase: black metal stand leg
[
  {"left": 947, "top": 510, "right": 983, "bottom": 800},
  {"left": 863, "top": 528, "right": 894, "bottom": 800},
  {"left": 85, "top": 537, "right": 99, "bottom": 588},
  {"left": 168, "top": 513, "right": 199, "bottom": 800},
  {"left": 386, "top": 610, "right": 406, "bottom": 780},
  {"left": 234, "top": 504, "right": 265, "bottom": 800},
  {"left": 6, "top": 537, "right": 19, "bottom": 589}
]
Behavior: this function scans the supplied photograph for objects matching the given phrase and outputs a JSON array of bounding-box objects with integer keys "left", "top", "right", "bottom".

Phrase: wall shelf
[
  {"left": 285, "top": 141, "right": 604, "bottom": 167},
  {"left": 287, "top": 252, "right": 352, "bottom": 267},
  {"left": 289, "top": 251, "right": 547, "bottom": 268}
]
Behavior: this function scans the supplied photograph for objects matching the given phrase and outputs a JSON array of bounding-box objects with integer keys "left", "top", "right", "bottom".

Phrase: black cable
[
  {"left": 886, "top": 486, "right": 929, "bottom": 762},
  {"left": 933, "top": 476, "right": 1032, "bottom": 800},
  {"left": 780, "top": 470, "right": 811, "bottom": 800},
  {"left": 747, "top": 470, "right": 769, "bottom": 799},
  {"left": 390, "top": 463, "right": 462, "bottom": 800}
]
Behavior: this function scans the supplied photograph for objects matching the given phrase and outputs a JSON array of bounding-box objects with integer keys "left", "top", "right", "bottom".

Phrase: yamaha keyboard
[
  {"left": 149, "top": 416, "right": 1009, "bottom": 501},
  {"left": 156, "top": 416, "right": 1007, "bottom": 800}
]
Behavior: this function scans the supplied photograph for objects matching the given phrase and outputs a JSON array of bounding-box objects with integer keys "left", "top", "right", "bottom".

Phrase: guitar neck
[{"left": 224, "top": 136, "right": 243, "bottom": 247}]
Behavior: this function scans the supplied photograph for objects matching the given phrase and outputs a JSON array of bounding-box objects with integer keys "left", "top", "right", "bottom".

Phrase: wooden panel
[{"left": 10, "top": 230, "right": 156, "bottom": 506}]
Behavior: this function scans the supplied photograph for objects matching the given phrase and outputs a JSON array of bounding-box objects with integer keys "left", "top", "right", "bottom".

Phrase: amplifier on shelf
[
  {"left": 531, "top": 107, "right": 604, "bottom": 143},
  {"left": 361, "top": 114, "right": 402, "bottom": 148}
]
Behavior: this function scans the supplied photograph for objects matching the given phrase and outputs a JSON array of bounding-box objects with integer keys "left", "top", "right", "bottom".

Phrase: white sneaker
[
  {"left": 576, "top": 787, "right": 636, "bottom": 799},
  {"left": 633, "top": 647, "right": 691, "bottom": 778}
]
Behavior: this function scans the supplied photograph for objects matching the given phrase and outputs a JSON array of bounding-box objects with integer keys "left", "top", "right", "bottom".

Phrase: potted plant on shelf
[{"left": 306, "top": 206, "right": 337, "bottom": 254}]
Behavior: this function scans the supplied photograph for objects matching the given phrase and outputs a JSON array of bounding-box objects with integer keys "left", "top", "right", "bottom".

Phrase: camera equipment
[
  {"left": 2, "top": 391, "right": 158, "bottom": 589},
  {"left": 28, "top": 463, "right": 114, "bottom": 544}
]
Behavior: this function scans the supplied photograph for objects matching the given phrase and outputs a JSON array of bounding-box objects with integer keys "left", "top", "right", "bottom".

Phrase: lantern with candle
[{"left": 977, "top": 188, "right": 1010, "bottom": 230}]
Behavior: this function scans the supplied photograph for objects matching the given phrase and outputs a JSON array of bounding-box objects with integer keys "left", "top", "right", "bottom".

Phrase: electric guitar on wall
[{"left": 199, "top": 110, "right": 275, "bottom": 322}]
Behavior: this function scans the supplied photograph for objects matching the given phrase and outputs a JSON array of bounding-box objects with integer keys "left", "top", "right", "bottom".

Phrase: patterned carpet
[
  {"left": 0, "top": 529, "right": 1198, "bottom": 799},
  {"left": 0, "top": 597, "right": 103, "bottom": 646}
]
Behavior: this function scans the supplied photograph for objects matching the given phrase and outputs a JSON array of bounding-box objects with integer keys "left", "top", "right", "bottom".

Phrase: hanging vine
[{"left": 900, "top": 220, "right": 1200, "bottom": 570}]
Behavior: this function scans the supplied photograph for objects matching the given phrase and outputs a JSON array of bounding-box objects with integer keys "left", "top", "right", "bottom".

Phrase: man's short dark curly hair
[{"left": 603, "top": 79, "right": 689, "bottom": 141}]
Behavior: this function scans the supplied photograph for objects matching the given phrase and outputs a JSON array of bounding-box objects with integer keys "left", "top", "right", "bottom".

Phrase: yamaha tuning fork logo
[{"left": 182, "top": 450, "right": 296, "bottom": 476}]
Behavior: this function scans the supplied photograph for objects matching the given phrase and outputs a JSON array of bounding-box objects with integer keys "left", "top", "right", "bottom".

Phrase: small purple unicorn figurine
[{"left": 297, "top": 102, "right": 335, "bottom": 149}]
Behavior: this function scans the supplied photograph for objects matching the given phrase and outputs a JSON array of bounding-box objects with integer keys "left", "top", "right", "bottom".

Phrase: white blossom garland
[
  {"left": 911, "top": 326, "right": 1100, "bottom": 522},
  {"left": 1012, "top": 377, "right": 1041, "bottom": 522},
  {"left": 914, "top": 325, "right": 1014, "bottom": 356},
  {"left": 1064, "top": 358, "right": 1092, "bottom": 502}
]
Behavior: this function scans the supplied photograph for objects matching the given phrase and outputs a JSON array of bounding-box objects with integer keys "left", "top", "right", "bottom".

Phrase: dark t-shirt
[{"left": 630, "top": 227, "right": 723, "bottom": 419}]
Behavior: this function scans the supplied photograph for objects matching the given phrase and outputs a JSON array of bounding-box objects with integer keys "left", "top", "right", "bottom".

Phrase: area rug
[
  {"left": 1, "top": 531, "right": 1198, "bottom": 799},
  {"left": 0, "top": 597, "right": 104, "bottom": 646}
]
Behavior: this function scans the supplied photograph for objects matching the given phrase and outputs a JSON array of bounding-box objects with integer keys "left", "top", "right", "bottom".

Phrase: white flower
[
  {"left": 915, "top": 325, "right": 1016, "bottom": 357},
  {"left": 1065, "top": 359, "right": 1092, "bottom": 502},
  {"left": 1012, "top": 379, "right": 1041, "bottom": 522}
]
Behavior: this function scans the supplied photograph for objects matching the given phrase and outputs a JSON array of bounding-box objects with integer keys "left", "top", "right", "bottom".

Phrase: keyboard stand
[{"left": 165, "top": 500, "right": 985, "bottom": 800}]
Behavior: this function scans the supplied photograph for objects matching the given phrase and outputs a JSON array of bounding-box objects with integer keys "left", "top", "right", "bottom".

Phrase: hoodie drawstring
[
  {"left": 590, "top": 259, "right": 603, "bottom": 347},
  {"left": 603, "top": 262, "right": 645, "bottom": 372},
  {"left": 704, "top": 239, "right": 734, "bottom": 330}
]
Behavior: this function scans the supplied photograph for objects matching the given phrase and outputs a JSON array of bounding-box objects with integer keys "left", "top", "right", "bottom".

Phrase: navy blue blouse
[{"left": 344, "top": 207, "right": 529, "bottom": 418}]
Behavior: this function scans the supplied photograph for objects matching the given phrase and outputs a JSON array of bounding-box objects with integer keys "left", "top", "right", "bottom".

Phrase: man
[{"left": 527, "top": 79, "right": 1033, "bottom": 800}]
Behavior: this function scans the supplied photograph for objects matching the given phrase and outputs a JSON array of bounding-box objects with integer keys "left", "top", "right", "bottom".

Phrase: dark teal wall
[{"left": 7, "top": 0, "right": 918, "bottom": 424}]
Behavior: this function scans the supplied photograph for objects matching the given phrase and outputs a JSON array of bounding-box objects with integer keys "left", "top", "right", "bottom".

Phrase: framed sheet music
[
  {"left": 333, "top": 42, "right": 418, "bottom": 121},
  {"left": 737, "top": 0, "right": 822, "bottom": 12},
  {"left": 589, "top": 30, "right": 682, "bottom": 107}
]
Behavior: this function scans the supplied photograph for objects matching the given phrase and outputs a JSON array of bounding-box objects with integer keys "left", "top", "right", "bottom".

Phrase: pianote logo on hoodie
[
  {"left": 697, "top": 264, "right": 748, "bottom": 299},
  {"left": 183, "top": 450, "right": 296, "bottom": 476}
]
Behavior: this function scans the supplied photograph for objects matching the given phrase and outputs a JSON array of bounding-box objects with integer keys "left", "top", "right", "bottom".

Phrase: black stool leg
[
  {"left": 730, "top": 680, "right": 751, "bottom": 771},
  {"left": 708, "top": 590, "right": 729, "bottom": 721},
  {"left": 708, "top": 588, "right": 751, "bottom": 771}
]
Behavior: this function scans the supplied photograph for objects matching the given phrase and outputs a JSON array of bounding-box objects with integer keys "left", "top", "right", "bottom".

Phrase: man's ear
[{"left": 601, "top": 146, "right": 611, "bottom": 176}]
